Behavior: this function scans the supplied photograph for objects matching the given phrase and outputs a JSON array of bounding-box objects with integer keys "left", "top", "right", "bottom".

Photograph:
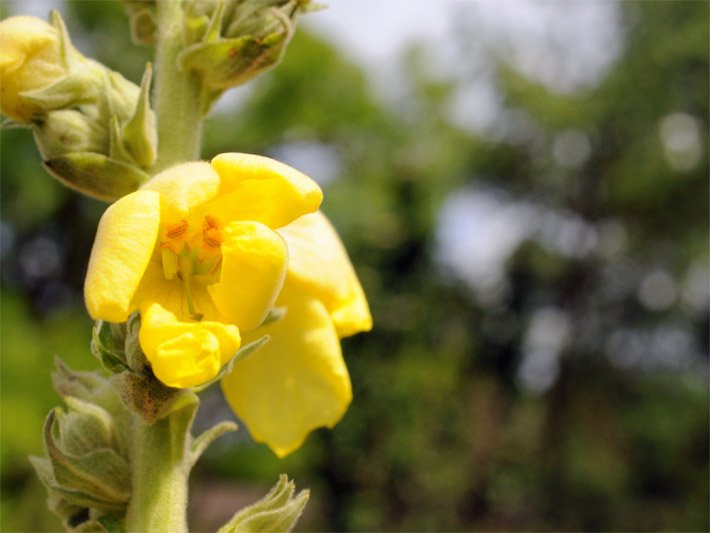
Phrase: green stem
[
  {"left": 124, "top": 412, "right": 190, "bottom": 533},
  {"left": 152, "top": 0, "right": 203, "bottom": 172}
]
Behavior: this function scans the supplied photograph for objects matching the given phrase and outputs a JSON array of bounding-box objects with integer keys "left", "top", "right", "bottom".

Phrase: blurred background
[{"left": 1, "top": 0, "right": 708, "bottom": 531}]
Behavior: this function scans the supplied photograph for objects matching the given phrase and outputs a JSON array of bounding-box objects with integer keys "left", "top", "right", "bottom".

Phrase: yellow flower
[
  {"left": 221, "top": 211, "right": 372, "bottom": 457},
  {"left": 0, "top": 16, "right": 69, "bottom": 122},
  {"left": 84, "top": 153, "right": 322, "bottom": 388}
]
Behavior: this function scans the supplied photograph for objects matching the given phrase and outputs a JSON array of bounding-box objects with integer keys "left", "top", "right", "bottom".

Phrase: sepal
[
  {"left": 217, "top": 475, "right": 309, "bottom": 533},
  {"left": 192, "top": 335, "right": 270, "bottom": 392},
  {"left": 111, "top": 371, "right": 186, "bottom": 424},
  {"left": 43, "top": 152, "right": 149, "bottom": 202},
  {"left": 121, "top": 64, "right": 157, "bottom": 167}
]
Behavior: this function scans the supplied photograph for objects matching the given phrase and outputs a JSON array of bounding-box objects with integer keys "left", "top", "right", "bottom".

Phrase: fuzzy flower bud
[
  {"left": 179, "top": 0, "right": 321, "bottom": 113},
  {"left": 1, "top": 12, "right": 158, "bottom": 201},
  {"left": 0, "top": 15, "right": 73, "bottom": 122}
]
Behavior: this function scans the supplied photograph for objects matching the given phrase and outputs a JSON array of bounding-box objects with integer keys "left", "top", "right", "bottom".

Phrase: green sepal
[
  {"left": 192, "top": 335, "right": 269, "bottom": 392},
  {"left": 45, "top": 409, "right": 131, "bottom": 505},
  {"left": 22, "top": 71, "right": 99, "bottom": 114},
  {"left": 203, "top": 0, "right": 226, "bottom": 43},
  {"left": 59, "top": 397, "right": 124, "bottom": 456},
  {"left": 108, "top": 115, "right": 134, "bottom": 163},
  {"left": 111, "top": 370, "right": 186, "bottom": 424},
  {"left": 52, "top": 357, "right": 115, "bottom": 400},
  {"left": 123, "top": 312, "right": 147, "bottom": 373},
  {"left": 43, "top": 151, "right": 148, "bottom": 202},
  {"left": 51, "top": 359, "right": 129, "bottom": 436},
  {"left": 51, "top": 10, "right": 79, "bottom": 71},
  {"left": 121, "top": 64, "right": 157, "bottom": 167},
  {"left": 91, "top": 320, "right": 129, "bottom": 374},
  {"left": 217, "top": 475, "right": 309, "bottom": 533}
]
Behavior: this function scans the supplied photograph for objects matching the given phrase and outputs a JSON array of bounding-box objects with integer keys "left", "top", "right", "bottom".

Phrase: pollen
[
  {"left": 166, "top": 219, "right": 189, "bottom": 238},
  {"left": 203, "top": 215, "right": 222, "bottom": 247}
]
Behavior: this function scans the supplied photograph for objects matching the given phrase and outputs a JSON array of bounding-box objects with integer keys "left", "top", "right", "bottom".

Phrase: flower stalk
[
  {"left": 124, "top": 403, "right": 193, "bottom": 533},
  {"left": 152, "top": 0, "right": 203, "bottom": 171}
]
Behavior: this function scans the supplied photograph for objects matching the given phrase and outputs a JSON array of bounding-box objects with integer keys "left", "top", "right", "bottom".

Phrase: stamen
[
  {"left": 178, "top": 253, "right": 200, "bottom": 320},
  {"left": 208, "top": 256, "right": 222, "bottom": 276},
  {"left": 166, "top": 219, "right": 189, "bottom": 238},
  {"left": 203, "top": 228, "right": 222, "bottom": 247},
  {"left": 203, "top": 215, "right": 222, "bottom": 247},
  {"left": 161, "top": 242, "right": 178, "bottom": 280},
  {"left": 203, "top": 215, "right": 219, "bottom": 230}
]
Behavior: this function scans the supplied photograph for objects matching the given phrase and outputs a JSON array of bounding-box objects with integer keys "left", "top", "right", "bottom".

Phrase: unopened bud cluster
[
  {"left": 120, "top": 0, "right": 320, "bottom": 114},
  {"left": 30, "top": 360, "right": 131, "bottom": 531},
  {"left": 0, "top": 12, "right": 157, "bottom": 201}
]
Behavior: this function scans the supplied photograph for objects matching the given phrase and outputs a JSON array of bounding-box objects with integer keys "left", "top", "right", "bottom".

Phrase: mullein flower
[
  {"left": 221, "top": 210, "right": 372, "bottom": 457},
  {"left": 84, "top": 153, "right": 322, "bottom": 388},
  {"left": 84, "top": 152, "right": 371, "bottom": 456}
]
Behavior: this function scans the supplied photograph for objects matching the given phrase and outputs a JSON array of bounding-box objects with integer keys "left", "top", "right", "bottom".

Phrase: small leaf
[{"left": 189, "top": 420, "right": 238, "bottom": 467}]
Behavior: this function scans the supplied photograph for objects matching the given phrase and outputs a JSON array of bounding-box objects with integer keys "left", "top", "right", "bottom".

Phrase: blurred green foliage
[{"left": 1, "top": 1, "right": 707, "bottom": 531}]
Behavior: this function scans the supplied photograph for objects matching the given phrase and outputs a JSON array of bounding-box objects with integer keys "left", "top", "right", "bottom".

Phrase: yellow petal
[
  {"left": 279, "top": 211, "right": 372, "bottom": 337},
  {"left": 139, "top": 301, "right": 240, "bottom": 389},
  {"left": 221, "top": 284, "right": 351, "bottom": 457},
  {"left": 208, "top": 153, "right": 322, "bottom": 228},
  {"left": 141, "top": 161, "right": 221, "bottom": 221},
  {"left": 84, "top": 190, "right": 160, "bottom": 322},
  {"left": 208, "top": 221, "right": 287, "bottom": 332}
]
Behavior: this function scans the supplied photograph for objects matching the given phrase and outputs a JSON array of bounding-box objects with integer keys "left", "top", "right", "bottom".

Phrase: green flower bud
[
  {"left": 179, "top": 0, "right": 321, "bottom": 113},
  {"left": 33, "top": 109, "right": 107, "bottom": 160},
  {"left": 217, "top": 475, "right": 309, "bottom": 533},
  {"left": 2, "top": 11, "right": 157, "bottom": 201},
  {"left": 31, "top": 362, "right": 131, "bottom": 530}
]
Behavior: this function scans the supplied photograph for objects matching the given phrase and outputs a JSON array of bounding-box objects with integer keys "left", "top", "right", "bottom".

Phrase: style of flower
[
  {"left": 84, "top": 153, "right": 322, "bottom": 388},
  {"left": 221, "top": 210, "right": 372, "bottom": 457}
]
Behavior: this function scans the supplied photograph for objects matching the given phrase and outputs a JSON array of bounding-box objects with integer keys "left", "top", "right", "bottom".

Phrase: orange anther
[
  {"left": 166, "top": 219, "right": 189, "bottom": 238},
  {"left": 203, "top": 228, "right": 222, "bottom": 248},
  {"left": 203, "top": 215, "right": 219, "bottom": 231}
]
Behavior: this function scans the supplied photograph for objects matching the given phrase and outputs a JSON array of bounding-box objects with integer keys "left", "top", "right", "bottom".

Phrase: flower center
[{"left": 160, "top": 215, "right": 223, "bottom": 320}]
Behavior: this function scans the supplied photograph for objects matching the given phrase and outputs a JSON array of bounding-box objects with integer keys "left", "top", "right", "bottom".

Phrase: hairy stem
[
  {"left": 152, "top": 0, "right": 203, "bottom": 172},
  {"left": 124, "top": 412, "right": 190, "bottom": 532}
]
